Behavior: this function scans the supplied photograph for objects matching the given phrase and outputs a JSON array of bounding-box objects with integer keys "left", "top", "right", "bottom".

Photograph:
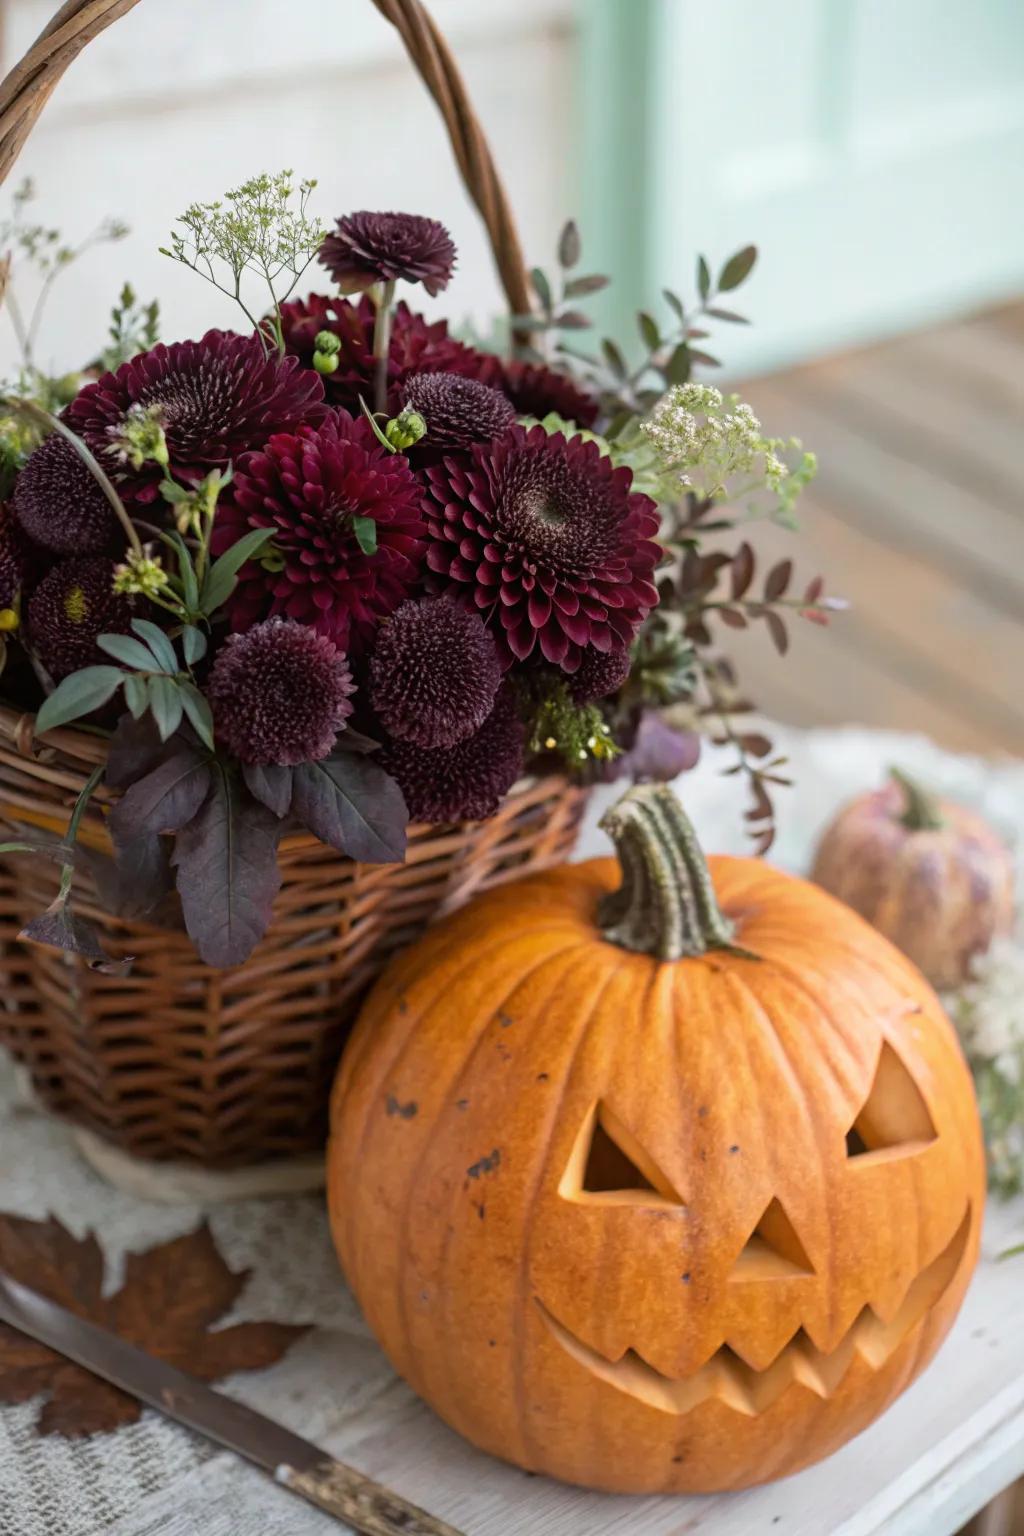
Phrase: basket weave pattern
[
  {"left": 0, "top": 707, "right": 587, "bottom": 1162},
  {"left": 0, "top": 0, "right": 588, "bottom": 1165}
]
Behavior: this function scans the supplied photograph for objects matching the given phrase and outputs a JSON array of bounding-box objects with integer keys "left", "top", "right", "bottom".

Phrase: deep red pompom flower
[
  {"left": 27, "top": 557, "right": 134, "bottom": 680},
  {"left": 0, "top": 503, "right": 40, "bottom": 614},
  {"left": 369, "top": 594, "right": 501, "bottom": 749},
  {"left": 318, "top": 210, "right": 457, "bottom": 296},
  {"left": 379, "top": 685, "right": 523, "bottom": 823},
  {"left": 207, "top": 618, "right": 355, "bottom": 766},
  {"left": 64, "top": 330, "right": 325, "bottom": 503},
  {"left": 568, "top": 644, "right": 632, "bottom": 703},
  {"left": 13, "top": 434, "right": 118, "bottom": 554},
  {"left": 424, "top": 424, "right": 660, "bottom": 672},
  {"left": 499, "top": 359, "right": 600, "bottom": 429},
  {"left": 279, "top": 295, "right": 491, "bottom": 415},
  {"left": 213, "top": 409, "right": 426, "bottom": 653},
  {"left": 400, "top": 372, "right": 516, "bottom": 460}
]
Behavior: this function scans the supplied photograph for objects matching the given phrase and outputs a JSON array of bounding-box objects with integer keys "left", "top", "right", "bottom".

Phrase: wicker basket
[{"left": 0, "top": 1, "right": 588, "bottom": 1167}]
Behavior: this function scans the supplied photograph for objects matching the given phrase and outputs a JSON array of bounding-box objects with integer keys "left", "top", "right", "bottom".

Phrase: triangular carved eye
[
  {"left": 729, "top": 1197, "right": 815, "bottom": 1280},
  {"left": 560, "top": 1102, "right": 685, "bottom": 1207},
  {"left": 845, "top": 1042, "right": 937, "bottom": 1160}
]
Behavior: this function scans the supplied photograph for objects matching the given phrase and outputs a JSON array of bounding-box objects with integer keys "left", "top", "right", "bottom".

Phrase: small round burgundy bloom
[
  {"left": 499, "top": 359, "right": 600, "bottom": 429},
  {"left": 568, "top": 644, "right": 632, "bottom": 703},
  {"left": 13, "top": 433, "right": 118, "bottom": 553},
  {"left": 319, "top": 211, "right": 457, "bottom": 297},
  {"left": 380, "top": 686, "right": 523, "bottom": 823},
  {"left": 279, "top": 294, "right": 491, "bottom": 415},
  {"left": 213, "top": 408, "right": 426, "bottom": 654},
  {"left": 64, "top": 330, "right": 325, "bottom": 503},
  {"left": 424, "top": 424, "right": 660, "bottom": 673},
  {"left": 0, "top": 503, "right": 40, "bottom": 613},
  {"left": 401, "top": 372, "right": 516, "bottom": 458},
  {"left": 207, "top": 618, "right": 354, "bottom": 766},
  {"left": 370, "top": 595, "right": 501, "bottom": 750},
  {"left": 27, "top": 557, "right": 134, "bottom": 680}
]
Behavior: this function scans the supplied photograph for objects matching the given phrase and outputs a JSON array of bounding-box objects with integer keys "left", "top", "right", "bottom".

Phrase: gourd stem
[
  {"left": 598, "top": 784, "right": 735, "bottom": 960},
  {"left": 891, "top": 767, "right": 944, "bottom": 832}
]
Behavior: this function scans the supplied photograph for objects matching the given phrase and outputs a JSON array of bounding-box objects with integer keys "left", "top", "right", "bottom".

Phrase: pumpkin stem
[
  {"left": 598, "top": 784, "right": 737, "bottom": 960},
  {"left": 890, "top": 767, "right": 944, "bottom": 832}
]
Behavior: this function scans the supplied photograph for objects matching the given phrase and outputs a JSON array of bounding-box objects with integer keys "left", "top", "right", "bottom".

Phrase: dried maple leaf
[{"left": 0, "top": 1214, "right": 308, "bottom": 1438}]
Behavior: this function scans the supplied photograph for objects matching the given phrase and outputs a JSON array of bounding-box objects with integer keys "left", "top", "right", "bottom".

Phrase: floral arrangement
[
  {"left": 948, "top": 937, "right": 1024, "bottom": 1199},
  {"left": 0, "top": 172, "right": 839, "bottom": 968}
]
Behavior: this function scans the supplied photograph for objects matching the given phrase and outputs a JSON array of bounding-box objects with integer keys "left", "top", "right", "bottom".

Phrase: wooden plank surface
[{"left": 733, "top": 304, "right": 1024, "bottom": 756}]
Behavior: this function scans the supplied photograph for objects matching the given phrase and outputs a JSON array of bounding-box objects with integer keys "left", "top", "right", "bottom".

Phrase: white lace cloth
[{"left": 0, "top": 726, "right": 1021, "bottom": 1536}]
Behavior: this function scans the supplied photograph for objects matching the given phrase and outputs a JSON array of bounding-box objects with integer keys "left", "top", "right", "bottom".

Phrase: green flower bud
[
  {"left": 384, "top": 408, "right": 427, "bottom": 451},
  {"left": 313, "top": 330, "right": 341, "bottom": 356},
  {"left": 112, "top": 403, "right": 169, "bottom": 471},
  {"left": 313, "top": 350, "right": 339, "bottom": 376}
]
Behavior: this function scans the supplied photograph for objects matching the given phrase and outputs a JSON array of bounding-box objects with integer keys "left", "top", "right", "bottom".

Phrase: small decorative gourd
[
  {"left": 327, "top": 784, "right": 984, "bottom": 1495},
  {"left": 812, "top": 769, "right": 1014, "bottom": 990}
]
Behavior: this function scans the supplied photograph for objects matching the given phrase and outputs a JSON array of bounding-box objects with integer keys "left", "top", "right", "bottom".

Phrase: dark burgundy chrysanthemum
[
  {"left": 425, "top": 424, "right": 660, "bottom": 673},
  {"left": 370, "top": 594, "right": 501, "bottom": 750},
  {"left": 400, "top": 372, "right": 516, "bottom": 460},
  {"left": 568, "top": 644, "right": 632, "bottom": 703},
  {"left": 499, "top": 359, "right": 600, "bottom": 429},
  {"left": 27, "top": 557, "right": 134, "bottom": 680},
  {"left": 0, "top": 503, "right": 41, "bottom": 613},
  {"left": 13, "top": 433, "right": 118, "bottom": 553},
  {"left": 380, "top": 685, "right": 523, "bottom": 823},
  {"left": 279, "top": 295, "right": 493, "bottom": 415},
  {"left": 213, "top": 409, "right": 426, "bottom": 653},
  {"left": 207, "top": 618, "right": 354, "bottom": 766},
  {"left": 63, "top": 330, "right": 325, "bottom": 503},
  {"left": 319, "top": 211, "right": 457, "bottom": 297}
]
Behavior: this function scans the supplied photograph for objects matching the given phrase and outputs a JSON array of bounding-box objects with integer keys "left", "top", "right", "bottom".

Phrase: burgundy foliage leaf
[{"left": 290, "top": 751, "right": 408, "bottom": 864}]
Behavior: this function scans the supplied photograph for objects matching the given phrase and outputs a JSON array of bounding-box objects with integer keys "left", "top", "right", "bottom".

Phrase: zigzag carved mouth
[{"left": 537, "top": 1207, "right": 970, "bottom": 1417}]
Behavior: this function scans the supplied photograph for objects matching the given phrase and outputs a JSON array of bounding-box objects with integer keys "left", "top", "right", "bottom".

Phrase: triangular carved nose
[{"left": 729, "top": 1197, "right": 815, "bottom": 1280}]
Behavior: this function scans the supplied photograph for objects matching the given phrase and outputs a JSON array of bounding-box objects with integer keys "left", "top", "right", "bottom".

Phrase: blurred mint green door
[{"left": 579, "top": 0, "right": 1024, "bottom": 373}]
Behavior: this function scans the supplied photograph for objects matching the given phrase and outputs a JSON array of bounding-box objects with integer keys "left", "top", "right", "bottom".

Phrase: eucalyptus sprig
[
  {"left": 160, "top": 171, "right": 325, "bottom": 358},
  {"left": 510, "top": 220, "right": 610, "bottom": 359}
]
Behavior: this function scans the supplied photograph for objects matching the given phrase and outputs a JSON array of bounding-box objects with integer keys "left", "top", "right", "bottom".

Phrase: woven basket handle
[{"left": 0, "top": 0, "right": 533, "bottom": 319}]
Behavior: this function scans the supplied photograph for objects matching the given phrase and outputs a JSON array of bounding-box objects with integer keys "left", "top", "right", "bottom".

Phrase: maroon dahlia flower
[
  {"left": 64, "top": 330, "right": 325, "bottom": 503},
  {"left": 279, "top": 295, "right": 493, "bottom": 415},
  {"left": 207, "top": 618, "right": 355, "bottom": 766},
  {"left": 27, "top": 557, "right": 134, "bottom": 680},
  {"left": 379, "top": 685, "right": 523, "bottom": 823},
  {"left": 318, "top": 211, "right": 457, "bottom": 297},
  {"left": 213, "top": 409, "right": 426, "bottom": 653},
  {"left": 13, "top": 433, "right": 118, "bottom": 554},
  {"left": 400, "top": 372, "right": 516, "bottom": 460},
  {"left": 424, "top": 424, "right": 660, "bottom": 672},
  {"left": 369, "top": 594, "right": 501, "bottom": 750},
  {"left": 499, "top": 359, "right": 600, "bottom": 429}
]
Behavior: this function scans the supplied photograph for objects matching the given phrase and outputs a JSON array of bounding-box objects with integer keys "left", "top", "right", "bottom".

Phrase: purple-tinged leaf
[
  {"left": 20, "top": 895, "right": 132, "bottom": 975},
  {"left": 628, "top": 714, "right": 701, "bottom": 783},
  {"left": 557, "top": 220, "right": 581, "bottom": 269},
  {"left": 106, "top": 713, "right": 166, "bottom": 789},
  {"left": 564, "top": 273, "right": 609, "bottom": 298},
  {"left": 764, "top": 559, "right": 793, "bottom": 601},
  {"left": 689, "top": 349, "right": 722, "bottom": 368},
  {"left": 555, "top": 310, "right": 592, "bottom": 331},
  {"left": 171, "top": 767, "right": 282, "bottom": 969},
  {"left": 764, "top": 610, "right": 789, "bottom": 655},
  {"left": 705, "top": 306, "right": 750, "bottom": 324},
  {"left": 730, "top": 542, "right": 755, "bottom": 600},
  {"left": 82, "top": 836, "right": 175, "bottom": 922},
  {"left": 338, "top": 726, "right": 381, "bottom": 755},
  {"left": 737, "top": 732, "right": 773, "bottom": 759},
  {"left": 718, "top": 607, "right": 748, "bottom": 629},
  {"left": 663, "top": 342, "right": 691, "bottom": 385},
  {"left": 291, "top": 751, "right": 407, "bottom": 864},
  {"left": 243, "top": 763, "right": 293, "bottom": 818},
  {"left": 109, "top": 744, "right": 212, "bottom": 843}
]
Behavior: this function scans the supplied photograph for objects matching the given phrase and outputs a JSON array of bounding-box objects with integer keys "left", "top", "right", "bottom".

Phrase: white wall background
[{"left": 0, "top": 0, "right": 576, "bottom": 378}]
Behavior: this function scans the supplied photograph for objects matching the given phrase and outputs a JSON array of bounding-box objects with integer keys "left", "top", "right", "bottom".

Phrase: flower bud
[{"left": 384, "top": 408, "right": 427, "bottom": 451}]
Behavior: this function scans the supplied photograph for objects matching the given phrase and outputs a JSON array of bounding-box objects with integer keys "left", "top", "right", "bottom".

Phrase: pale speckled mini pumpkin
[
  {"left": 327, "top": 784, "right": 985, "bottom": 1495},
  {"left": 812, "top": 768, "right": 1014, "bottom": 990}
]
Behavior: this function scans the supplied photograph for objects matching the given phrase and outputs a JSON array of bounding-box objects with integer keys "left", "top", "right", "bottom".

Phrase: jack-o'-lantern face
[{"left": 329, "top": 789, "right": 986, "bottom": 1495}]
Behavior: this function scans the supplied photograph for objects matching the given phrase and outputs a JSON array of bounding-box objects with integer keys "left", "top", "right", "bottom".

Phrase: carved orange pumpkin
[
  {"left": 812, "top": 768, "right": 1014, "bottom": 990},
  {"left": 328, "top": 785, "right": 985, "bottom": 1494}
]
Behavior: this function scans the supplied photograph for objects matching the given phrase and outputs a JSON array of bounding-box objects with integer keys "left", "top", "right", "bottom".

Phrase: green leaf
[
  {"left": 147, "top": 674, "right": 183, "bottom": 742},
  {"left": 123, "top": 672, "right": 149, "bottom": 720},
  {"left": 179, "top": 681, "right": 215, "bottom": 751},
  {"left": 161, "top": 531, "right": 200, "bottom": 612},
  {"left": 557, "top": 220, "right": 581, "bottom": 269},
  {"left": 351, "top": 515, "right": 378, "bottom": 556},
  {"left": 697, "top": 255, "right": 711, "bottom": 301},
  {"left": 36, "top": 667, "right": 125, "bottom": 733},
  {"left": 199, "top": 527, "right": 276, "bottom": 614},
  {"left": 97, "top": 633, "right": 162, "bottom": 672},
  {"left": 563, "top": 273, "right": 609, "bottom": 299},
  {"left": 358, "top": 394, "right": 398, "bottom": 453},
  {"left": 182, "top": 625, "right": 207, "bottom": 666},
  {"left": 705, "top": 306, "right": 750, "bottom": 324},
  {"left": 718, "top": 244, "right": 758, "bottom": 292},
  {"left": 131, "top": 618, "right": 178, "bottom": 673},
  {"left": 662, "top": 288, "right": 685, "bottom": 321},
  {"left": 601, "top": 338, "right": 628, "bottom": 381},
  {"left": 555, "top": 310, "right": 591, "bottom": 331},
  {"left": 663, "top": 341, "right": 692, "bottom": 386},
  {"left": 530, "top": 266, "right": 553, "bottom": 313},
  {"left": 638, "top": 311, "right": 660, "bottom": 351}
]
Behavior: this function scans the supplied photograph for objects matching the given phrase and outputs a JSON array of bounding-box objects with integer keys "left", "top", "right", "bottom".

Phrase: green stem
[
  {"left": 57, "top": 764, "right": 104, "bottom": 901},
  {"left": 373, "top": 279, "right": 396, "bottom": 415},
  {"left": 1, "top": 397, "right": 143, "bottom": 560},
  {"left": 890, "top": 767, "right": 944, "bottom": 832},
  {"left": 598, "top": 784, "right": 737, "bottom": 960}
]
